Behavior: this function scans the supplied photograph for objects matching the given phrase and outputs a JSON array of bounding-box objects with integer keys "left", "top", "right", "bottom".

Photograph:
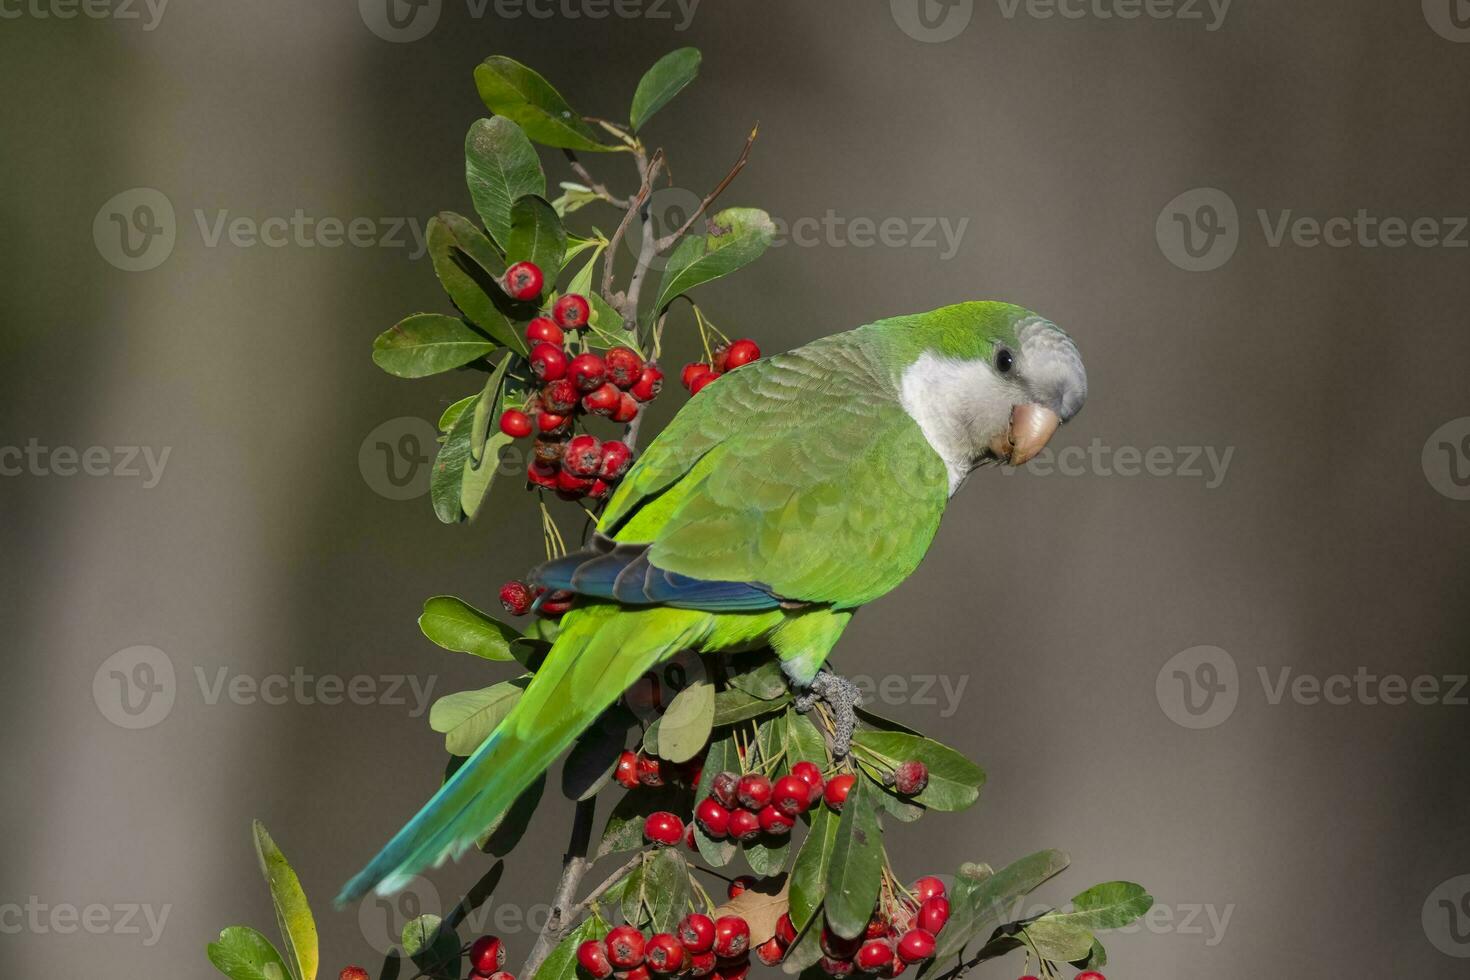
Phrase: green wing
[{"left": 600, "top": 332, "right": 950, "bottom": 608}]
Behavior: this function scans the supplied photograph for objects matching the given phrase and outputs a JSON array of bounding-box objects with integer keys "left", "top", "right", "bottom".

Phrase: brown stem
[
  {"left": 653, "top": 125, "right": 759, "bottom": 253},
  {"left": 521, "top": 798, "right": 597, "bottom": 978},
  {"left": 562, "top": 149, "right": 628, "bottom": 209},
  {"left": 603, "top": 148, "right": 664, "bottom": 306},
  {"left": 566, "top": 851, "right": 646, "bottom": 919}
]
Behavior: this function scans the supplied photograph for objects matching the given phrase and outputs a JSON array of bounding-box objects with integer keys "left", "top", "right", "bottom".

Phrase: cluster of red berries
[
  {"left": 679, "top": 339, "right": 761, "bottom": 396},
  {"left": 810, "top": 877, "right": 950, "bottom": 978},
  {"left": 691, "top": 763, "right": 830, "bottom": 843},
  {"left": 577, "top": 914, "right": 754, "bottom": 980}
]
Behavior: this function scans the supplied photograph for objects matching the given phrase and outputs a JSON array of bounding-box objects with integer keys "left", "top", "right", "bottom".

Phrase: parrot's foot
[{"left": 794, "top": 670, "right": 863, "bottom": 758}]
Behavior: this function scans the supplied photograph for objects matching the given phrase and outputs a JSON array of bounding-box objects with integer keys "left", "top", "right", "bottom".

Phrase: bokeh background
[{"left": 3, "top": 1, "right": 1469, "bottom": 978}]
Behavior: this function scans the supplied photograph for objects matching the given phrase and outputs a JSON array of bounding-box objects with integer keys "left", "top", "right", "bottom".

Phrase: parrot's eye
[{"left": 995, "top": 348, "right": 1014, "bottom": 374}]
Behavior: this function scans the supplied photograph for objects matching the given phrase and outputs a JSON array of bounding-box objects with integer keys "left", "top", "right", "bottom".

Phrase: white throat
[{"left": 898, "top": 352, "right": 1011, "bottom": 496}]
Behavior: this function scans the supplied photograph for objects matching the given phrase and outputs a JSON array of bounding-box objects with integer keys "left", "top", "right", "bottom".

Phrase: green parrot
[{"left": 338, "top": 300, "right": 1086, "bottom": 902}]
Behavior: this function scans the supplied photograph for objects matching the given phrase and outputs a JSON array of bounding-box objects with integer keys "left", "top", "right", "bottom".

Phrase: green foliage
[
  {"left": 429, "top": 676, "right": 530, "bottom": 756},
  {"left": 371, "top": 314, "right": 495, "bottom": 379},
  {"left": 536, "top": 914, "right": 611, "bottom": 980},
  {"left": 850, "top": 729, "right": 986, "bottom": 812},
  {"left": 418, "top": 595, "right": 521, "bottom": 661},
  {"left": 822, "top": 776, "right": 883, "bottom": 940},
  {"left": 207, "top": 927, "right": 290, "bottom": 980},
  {"left": 630, "top": 48, "right": 701, "bottom": 132},
  {"left": 465, "top": 117, "right": 546, "bottom": 250},
  {"left": 253, "top": 822, "right": 317, "bottom": 980},
  {"left": 506, "top": 195, "right": 568, "bottom": 281},
  {"left": 651, "top": 207, "right": 775, "bottom": 320},
  {"left": 475, "top": 56, "right": 617, "bottom": 153}
]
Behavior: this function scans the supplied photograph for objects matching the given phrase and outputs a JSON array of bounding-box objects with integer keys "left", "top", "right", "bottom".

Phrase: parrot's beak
[{"left": 990, "top": 403, "right": 1061, "bottom": 466}]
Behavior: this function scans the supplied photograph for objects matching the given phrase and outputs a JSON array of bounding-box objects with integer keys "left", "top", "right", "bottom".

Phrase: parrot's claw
[{"left": 795, "top": 670, "right": 863, "bottom": 759}]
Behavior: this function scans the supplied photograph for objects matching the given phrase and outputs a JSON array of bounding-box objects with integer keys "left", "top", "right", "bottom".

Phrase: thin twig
[
  {"left": 566, "top": 851, "right": 646, "bottom": 919},
  {"left": 603, "top": 148, "right": 663, "bottom": 303},
  {"left": 653, "top": 125, "right": 759, "bottom": 252},
  {"left": 521, "top": 798, "right": 597, "bottom": 978},
  {"left": 562, "top": 149, "right": 628, "bottom": 209}
]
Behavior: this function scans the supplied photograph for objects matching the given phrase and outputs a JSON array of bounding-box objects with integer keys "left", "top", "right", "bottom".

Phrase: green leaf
[
  {"left": 630, "top": 48, "right": 701, "bottom": 132},
  {"left": 582, "top": 292, "right": 639, "bottom": 352},
  {"left": 431, "top": 389, "right": 478, "bottom": 523},
  {"left": 462, "top": 353, "right": 513, "bottom": 518},
  {"left": 252, "top": 822, "right": 317, "bottom": 980},
  {"left": 927, "top": 851, "right": 1071, "bottom": 968},
  {"left": 1021, "top": 916, "right": 1095, "bottom": 963},
  {"left": 207, "top": 927, "right": 289, "bottom": 980},
  {"left": 597, "top": 783, "right": 693, "bottom": 859},
  {"left": 850, "top": 730, "right": 985, "bottom": 812},
  {"left": 693, "top": 733, "right": 740, "bottom": 868},
  {"left": 426, "top": 213, "right": 524, "bottom": 354},
  {"left": 823, "top": 775, "right": 883, "bottom": 940},
  {"left": 474, "top": 57, "right": 615, "bottom": 153},
  {"left": 780, "top": 914, "right": 826, "bottom": 975},
  {"left": 658, "top": 676, "right": 715, "bottom": 763},
  {"left": 726, "top": 653, "right": 789, "bottom": 699},
  {"left": 552, "top": 182, "right": 603, "bottom": 218},
  {"left": 713, "top": 686, "right": 790, "bottom": 726},
  {"left": 372, "top": 314, "right": 495, "bottom": 379},
  {"left": 402, "top": 914, "right": 461, "bottom": 979},
  {"left": 419, "top": 596, "right": 520, "bottom": 661},
  {"left": 429, "top": 677, "right": 531, "bottom": 756},
  {"left": 651, "top": 207, "right": 775, "bottom": 317},
  {"left": 647, "top": 848, "right": 693, "bottom": 933},
  {"left": 746, "top": 835, "right": 791, "bottom": 876},
  {"left": 563, "top": 241, "right": 607, "bottom": 303},
  {"left": 788, "top": 805, "right": 837, "bottom": 931},
  {"left": 534, "top": 913, "right": 611, "bottom": 980},
  {"left": 1043, "top": 881, "right": 1153, "bottom": 932},
  {"left": 783, "top": 709, "right": 828, "bottom": 770},
  {"left": 439, "top": 393, "right": 477, "bottom": 432},
  {"left": 621, "top": 856, "right": 651, "bottom": 927},
  {"left": 507, "top": 195, "right": 568, "bottom": 282},
  {"left": 465, "top": 117, "right": 546, "bottom": 250}
]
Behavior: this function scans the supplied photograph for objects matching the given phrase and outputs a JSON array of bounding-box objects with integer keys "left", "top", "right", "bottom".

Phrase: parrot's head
[{"left": 893, "top": 301, "right": 1087, "bottom": 491}]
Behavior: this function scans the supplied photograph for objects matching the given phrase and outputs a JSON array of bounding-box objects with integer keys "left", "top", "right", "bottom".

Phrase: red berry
[
  {"left": 469, "top": 937, "right": 506, "bottom": 974},
  {"left": 499, "top": 581, "right": 535, "bottom": 616},
  {"left": 711, "top": 344, "right": 730, "bottom": 374},
  {"left": 644, "top": 811, "right": 684, "bottom": 847},
  {"left": 538, "top": 411, "right": 571, "bottom": 435},
  {"left": 724, "top": 339, "right": 761, "bottom": 370},
  {"left": 754, "top": 938, "right": 786, "bottom": 967},
  {"left": 758, "top": 804, "right": 795, "bottom": 835},
  {"left": 894, "top": 761, "right": 928, "bottom": 796},
  {"left": 538, "top": 589, "right": 575, "bottom": 616},
  {"left": 499, "top": 409, "right": 533, "bottom": 438},
  {"left": 587, "top": 478, "right": 614, "bottom": 501},
  {"left": 482, "top": 972, "right": 515, "bottom": 980},
  {"left": 681, "top": 362, "right": 714, "bottom": 391},
  {"left": 553, "top": 293, "right": 591, "bottom": 329},
  {"left": 824, "top": 774, "right": 856, "bottom": 811},
  {"left": 526, "top": 316, "right": 563, "bottom": 346},
  {"left": 339, "top": 968, "right": 370, "bottom": 980},
  {"left": 636, "top": 754, "right": 664, "bottom": 787},
  {"left": 568, "top": 353, "right": 607, "bottom": 392},
  {"left": 895, "top": 931, "right": 934, "bottom": 965},
  {"left": 715, "top": 959, "right": 750, "bottom": 980},
  {"left": 1075, "top": 973, "right": 1106, "bottom": 980},
  {"left": 605, "top": 347, "right": 644, "bottom": 389},
  {"left": 563, "top": 434, "right": 603, "bottom": 477},
  {"left": 775, "top": 914, "right": 798, "bottom": 946},
  {"left": 917, "top": 898, "right": 949, "bottom": 935},
  {"left": 695, "top": 798, "right": 731, "bottom": 839},
  {"left": 542, "top": 378, "right": 579, "bottom": 414},
  {"left": 684, "top": 823, "right": 696, "bottom": 849},
  {"left": 614, "top": 750, "right": 640, "bottom": 789},
  {"left": 911, "top": 877, "right": 946, "bottom": 904},
  {"left": 819, "top": 957, "right": 854, "bottom": 977},
  {"left": 1018, "top": 976, "right": 1043, "bottom": 980},
  {"left": 855, "top": 941, "right": 895, "bottom": 973},
  {"left": 504, "top": 261, "right": 544, "bottom": 301},
  {"left": 530, "top": 342, "right": 568, "bottom": 382},
  {"left": 577, "top": 940, "right": 614, "bottom": 978},
  {"left": 557, "top": 468, "right": 592, "bottom": 495},
  {"left": 645, "top": 933, "right": 685, "bottom": 974},
  {"left": 821, "top": 927, "right": 861, "bottom": 960},
  {"left": 736, "top": 774, "right": 772, "bottom": 810},
  {"left": 618, "top": 968, "right": 651, "bottom": 980},
  {"left": 689, "top": 370, "right": 720, "bottom": 395},
  {"left": 727, "top": 875, "right": 756, "bottom": 899},
  {"left": 630, "top": 366, "right": 664, "bottom": 403},
  {"left": 686, "top": 951, "right": 717, "bottom": 977},
  {"left": 710, "top": 771, "right": 740, "bottom": 808},
  {"left": 599, "top": 441, "right": 634, "bottom": 480},
  {"left": 712, "top": 916, "right": 750, "bottom": 958},
  {"left": 864, "top": 917, "right": 889, "bottom": 941},
  {"left": 606, "top": 926, "right": 646, "bottom": 969},
  {"left": 582, "top": 382, "right": 621, "bottom": 417},
  {"left": 791, "top": 761, "right": 824, "bottom": 797},
  {"left": 677, "top": 913, "right": 716, "bottom": 955},
  {"left": 727, "top": 808, "right": 760, "bottom": 841},
  {"left": 528, "top": 461, "right": 559, "bottom": 489},
  {"left": 612, "top": 392, "right": 640, "bottom": 424},
  {"left": 772, "top": 775, "right": 812, "bottom": 817}
]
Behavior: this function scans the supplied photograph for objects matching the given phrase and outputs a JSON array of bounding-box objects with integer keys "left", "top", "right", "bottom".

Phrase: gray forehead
[{"left": 1016, "top": 316, "right": 1088, "bottom": 421}]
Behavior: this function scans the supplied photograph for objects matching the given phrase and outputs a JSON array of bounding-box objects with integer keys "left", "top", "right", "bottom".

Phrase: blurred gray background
[{"left": 3, "top": 1, "right": 1469, "bottom": 978}]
